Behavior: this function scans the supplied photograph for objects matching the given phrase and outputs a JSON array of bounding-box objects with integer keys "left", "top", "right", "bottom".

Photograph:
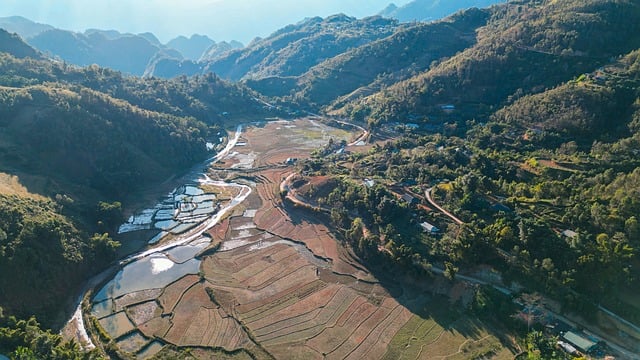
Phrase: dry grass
[{"left": 0, "top": 172, "right": 45, "bottom": 199}]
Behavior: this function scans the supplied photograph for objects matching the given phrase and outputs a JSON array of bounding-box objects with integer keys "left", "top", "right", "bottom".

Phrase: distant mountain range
[
  {"left": 0, "top": 28, "right": 42, "bottom": 59},
  {"left": 0, "top": 0, "right": 505, "bottom": 79},
  {"left": 167, "top": 34, "right": 215, "bottom": 60},
  {"left": 137, "top": 1, "right": 509, "bottom": 79},
  {"left": 379, "top": 0, "right": 506, "bottom": 22},
  {"left": 0, "top": 16, "right": 243, "bottom": 76}
]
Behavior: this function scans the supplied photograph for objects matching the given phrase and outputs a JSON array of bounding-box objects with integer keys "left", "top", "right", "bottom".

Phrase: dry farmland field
[{"left": 84, "top": 118, "right": 517, "bottom": 359}]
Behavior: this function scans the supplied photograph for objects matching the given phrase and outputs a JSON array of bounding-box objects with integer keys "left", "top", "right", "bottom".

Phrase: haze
[{"left": 0, "top": 0, "right": 412, "bottom": 43}]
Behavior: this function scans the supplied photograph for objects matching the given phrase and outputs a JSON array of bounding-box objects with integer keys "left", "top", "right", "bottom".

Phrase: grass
[
  {"left": 0, "top": 172, "right": 45, "bottom": 199},
  {"left": 382, "top": 296, "right": 515, "bottom": 360}
]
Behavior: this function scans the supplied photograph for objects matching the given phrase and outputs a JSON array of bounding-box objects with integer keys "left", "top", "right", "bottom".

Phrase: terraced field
[{"left": 84, "top": 119, "right": 516, "bottom": 359}]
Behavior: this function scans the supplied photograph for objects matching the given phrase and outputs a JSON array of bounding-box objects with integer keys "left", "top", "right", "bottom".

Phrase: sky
[{"left": 0, "top": 0, "right": 412, "bottom": 44}]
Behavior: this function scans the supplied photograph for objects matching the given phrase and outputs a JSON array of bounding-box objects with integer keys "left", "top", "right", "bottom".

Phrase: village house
[
  {"left": 420, "top": 221, "right": 439, "bottom": 234},
  {"left": 400, "top": 193, "right": 416, "bottom": 204},
  {"left": 562, "top": 331, "right": 597, "bottom": 354}
]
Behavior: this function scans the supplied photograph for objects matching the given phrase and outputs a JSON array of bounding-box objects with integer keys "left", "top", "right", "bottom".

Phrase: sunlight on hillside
[{"left": 0, "top": 172, "right": 44, "bottom": 199}]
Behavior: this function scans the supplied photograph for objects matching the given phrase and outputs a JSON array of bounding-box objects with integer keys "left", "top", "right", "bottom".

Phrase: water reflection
[{"left": 94, "top": 255, "right": 200, "bottom": 302}]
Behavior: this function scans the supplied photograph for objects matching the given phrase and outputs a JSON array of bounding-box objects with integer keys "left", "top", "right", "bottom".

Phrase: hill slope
[
  {"left": 0, "top": 36, "right": 267, "bottom": 326},
  {"left": 247, "top": 8, "right": 491, "bottom": 109},
  {"left": 0, "top": 28, "right": 42, "bottom": 60},
  {"left": 336, "top": 0, "right": 640, "bottom": 125}
]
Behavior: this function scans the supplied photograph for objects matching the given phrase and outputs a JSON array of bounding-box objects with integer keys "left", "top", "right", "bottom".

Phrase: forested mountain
[
  {"left": 246, "top": 8, "right": 490, "bottom": 108},
  {"left": 492, "top": 50, "right": 640, "bottom": 141},
  {"left": 336, "top": 0, "right": 640, "bottom": 126},
  {"left": 0, "top": 17, "right": 231, "bottom": 77},
  {"left": 0, "top": 35, "right": 267, "bottom": 327},
  {"left": 379, "top": 0, "right": 505, "bottom": 22},
  {"left": 146, "top": 15, "right": 399, "bottom": 80}
]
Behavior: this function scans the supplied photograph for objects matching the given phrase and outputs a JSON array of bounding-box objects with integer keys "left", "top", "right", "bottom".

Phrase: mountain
[
  {"left": 379, "top": 3, "right": 399, "bottom": 17},
  {"left": 336, "top": 0, "right": 640, "bottom": 126},
  {"left": 28, "top": 28, "right": 163, "bottom": 75},
  {"left": 207, "top": 15, "right": 398, "bottom": 81},
  {"left": 145, "top": 14, "right": 399, "bottom": 80},
  {"left": 138, "top": 31, "right": 163, "bottom": 46},
  {"left": 144, "top": 57, "right": 202, "bottom": 78},
  {"left": 246, "top": 8, "right": 490, "bottom": 109},
  {"left": 379, "top": 0, "right": 506, "bottom": 22},
  {"left": 166, "top": 34, "right": 215, "bottom": 60},
  {"left": 0, "top": 28, "right": 42, "bottom": 60},
  {"left": 0, "top": 16, "right": 53, "bottom": 38},
  {"left": 83, "top": 28, "right": 124, "bottom": 40},
  {"left": 199, "top": 40, "right": 244, "bottom": 62}
]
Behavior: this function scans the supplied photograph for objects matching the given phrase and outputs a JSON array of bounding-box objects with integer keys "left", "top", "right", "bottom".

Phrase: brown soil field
[
  {"left": 206, "top": 217, "right": 230, "bottom": 242},
  {"left": 163, "top": 283, "right": 218, "bottom": 345},
  {"left": 93, "top": 119, "right": 515, "bottom": 359},
  {"left": 138, "top": 316, "right": 172, "bottom": 339},
  {"left": 158, "top": 274, "right": 200, "bottom": 315},
  {"left": 126, "top": 300, "right": 161, "bottom": 326},
  {"left": 113, "top": 288, "right": 163, "bottom": 312}
]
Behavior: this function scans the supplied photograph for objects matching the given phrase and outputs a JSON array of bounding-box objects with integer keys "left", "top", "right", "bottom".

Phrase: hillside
[
  {"left": 146, "top": 15, "right": 399, "bottom": 80},
  {"left": 492, "top": 53, "right": 640, "bottom": 141},
  {"left": 379, "top": 0, "right": 505, "bottom": 22},
  {"left": 0, "top": 84, "right": 215, "bottom": 198},
  {"left": 199, "top": 40, "right": 244, "bottom": 61},
  {"left": 0, "top": 36, "right": 268, "bottom": 327},
  {"left": 0, "top": 29, "right": 42, "bottom": 60},
  {"left": 335, "top": 0, "right": 640, "bottom": 126},
  {"left": 246, "top": 8, "right": 491, "bottom": 109},
  {"left": 0, "top": 53, "right": 264, "bottom": 123}
]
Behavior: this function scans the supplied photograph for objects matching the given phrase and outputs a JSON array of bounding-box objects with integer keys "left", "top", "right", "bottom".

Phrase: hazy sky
[{"left": 0, "top": 0, "right": 412, "bottom": 44}]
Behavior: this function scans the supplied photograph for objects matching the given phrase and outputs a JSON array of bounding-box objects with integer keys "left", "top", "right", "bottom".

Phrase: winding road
[{"left": 424, "top": 187, "right": 464, "bottom": 225}]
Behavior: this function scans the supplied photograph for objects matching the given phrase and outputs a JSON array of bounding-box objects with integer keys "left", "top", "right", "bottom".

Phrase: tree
[
  {"left": 444, "top": 261, "right": 458, "bottom": 281},
  {"left": 525, "top": 331, "right": 566, "bottom": 360},
  {"left": 625, "top": 216, "right": 639, "bottom": 243},
  {"left": 96, "top": 201, "right": 123, "bottom": 231},
  {"left": 90, "top": 233, "right": 120, "bottom": 263}
]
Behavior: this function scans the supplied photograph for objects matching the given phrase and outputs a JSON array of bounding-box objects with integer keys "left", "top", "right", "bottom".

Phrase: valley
[
  {"left": 69, "top": 118, "right": 516, "bottom": 359},
  {"left": 1, "top": 0, "right": 640, "bottom": 359}
]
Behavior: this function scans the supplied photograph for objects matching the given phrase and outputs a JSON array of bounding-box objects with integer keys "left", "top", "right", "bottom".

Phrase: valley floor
[{"left": 71, "top": 118, "right": 518, "bottom": 359}]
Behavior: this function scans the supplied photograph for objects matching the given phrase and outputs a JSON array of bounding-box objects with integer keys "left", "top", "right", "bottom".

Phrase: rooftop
[{"left": 562, "top": 331, "right": 596, "bottom": 352}]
